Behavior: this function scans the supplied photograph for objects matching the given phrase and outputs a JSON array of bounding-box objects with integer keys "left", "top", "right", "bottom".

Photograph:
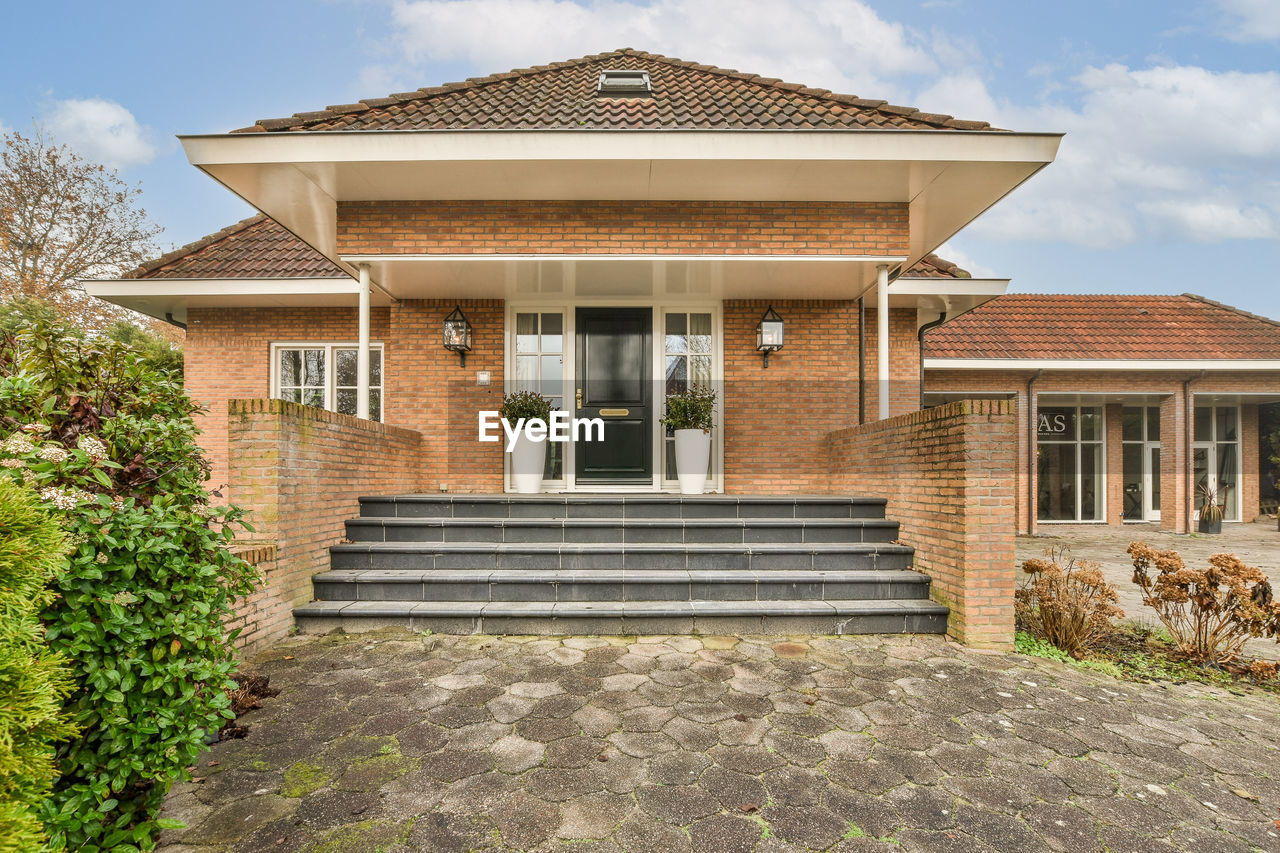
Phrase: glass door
[{"left": 1194, "top": 405, "right": 1241, "bottom": 522}]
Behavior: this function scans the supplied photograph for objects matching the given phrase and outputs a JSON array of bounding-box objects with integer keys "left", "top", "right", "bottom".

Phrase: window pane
[
  {"left": 1079, "top": 407, "right": 1101, "bottom": 441},
  {"left": 515, "top": 355, "right": 538, "bottom": 388},
  {"left": 689, "top": 313, "right": 712, "bottom": 354},
  {"left": 336, "top": 349, "right": 358, "bottom": 388},
  {"left": 665, "top": 313, "right": 687, "bottom": 354},
  {"left": 540, "top": 354, "right": 563, "bottom": 397},
  {"left": 1217, "top": 441, "right": 1238, "bottom": 520},
  {"left": 303, "top": 349, "right": 324, "bottom": 387},
  {"left": 1216, "top": 407, "right": 1237, "bottom": 441},
  {"left": 1146, "top": 406, "right": 1160, "bottom": 441},
  {"left": 279, "top": 386, "right": 302, "bottom": 404},
  {"left": 1122, "top": 443, "right": 1144, "bottom": 520},
  {"left": 370, "top": 390, "right": 382, "bottom": 423},
  {"left": 1037, "top": 443, "right": 1077, "bottom": 520},
  {"left": 540, "top": 313, "right": 563, "bottom": 353},
  {"left": 303, "top": 388, "right": 325, "bottom": 408},
  {"left": 336, "top": 388, "right": 357, "bottom": 415},
  {"left": 1194, "top": 406, "right": 1213, "bottom": 441},
  {"left": 690, "top": 355, "right": 712, "bottom": 388},
  {"left": 516, "top": 313, "right": 539, "bottom": 353},
  {"left": 1193, "top": 447, "right": 1209, "bottom": 515},
  {"left": 279, "top": 350, "right": 301, "bottom": 388},
  {"left": 370, "top": 349, "right": 382, "bottom": 387},
  {"left": 1121, "top": 407, "right": 1143, "bottom": 442},
  {"left": 1080, "top": 444, "right": 1103, "bottom": 520},
  {"left": 1037, "top": 407, "right": 1074, "bottom": 440},
  {"left": 665, "top": 354, "right": 687, "bottom": 394}
]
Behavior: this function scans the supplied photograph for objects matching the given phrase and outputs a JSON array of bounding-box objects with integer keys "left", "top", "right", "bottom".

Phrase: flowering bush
[
  {"left": 0, "top": 479, "right": 78, "bottom": 851},
  {"left": 0, "top": 313, "right": 258, "bottom": 850},
  {"left": 1015, "top": 550, "right": 1124, "bottom": 659},
  {"left": 1128, "top": 541, "right": 1280, "bottom": 665}
]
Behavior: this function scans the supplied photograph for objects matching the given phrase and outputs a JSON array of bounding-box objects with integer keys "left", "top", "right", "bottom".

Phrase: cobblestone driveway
[{"left": 158, "top": 631, "right": 1280, "bottom": 852}]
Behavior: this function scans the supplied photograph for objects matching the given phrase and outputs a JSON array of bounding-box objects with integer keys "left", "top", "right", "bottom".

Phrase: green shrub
[
  {"left": 0, "top": 314, "right": 258, "bottom": 851},
  {"left": 499, "top": 390, "right": 553, "bottom": 423},
  {"left": 0, "top": 479, "right": 78, "bottom": 852},
  {"left": 661, "top": 386, "right": 716, "bottom": 432}
]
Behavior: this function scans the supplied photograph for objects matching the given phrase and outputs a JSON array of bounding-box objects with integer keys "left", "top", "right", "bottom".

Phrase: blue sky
[{"left": 2, "top": 0, "right": 1278, "bottom": 316}]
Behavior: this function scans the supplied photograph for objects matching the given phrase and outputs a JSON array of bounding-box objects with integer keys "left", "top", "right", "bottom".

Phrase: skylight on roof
[{"left": 597, "top": 69, "right": 652, "bottom": 97}]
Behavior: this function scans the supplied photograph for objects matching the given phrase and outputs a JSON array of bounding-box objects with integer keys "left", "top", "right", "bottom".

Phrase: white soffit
[
  {"left": 82, "top": 278, "right": 386, "bottom": 325},
  {"left": 179, "top": 129, "right": 1062, "bottom": 274}
]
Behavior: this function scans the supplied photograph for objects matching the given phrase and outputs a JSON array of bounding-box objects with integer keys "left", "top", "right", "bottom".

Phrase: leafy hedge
[
  {"left": 0, "top": 479, "right": 77, "bottom": 852},
  {"left": 0, "top": 311, "right": 258, "bottom": 851}
]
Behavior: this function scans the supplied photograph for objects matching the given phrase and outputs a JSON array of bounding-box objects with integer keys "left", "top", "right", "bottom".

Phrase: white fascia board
[
  {"left": 181, "top": 129, "right": 1063, "bottom": 167},
  {"left": 924, "top": 358, "right": 1280, "bottom": 371},
  {"left": 339, "top": 253, "right": 907, "bottom": 264},
  {"left": 84, "top": 278, "right": 358, "bottom": 298},
  {"left": 891, "top": 278, "right": 1010, "bottom": 296}
]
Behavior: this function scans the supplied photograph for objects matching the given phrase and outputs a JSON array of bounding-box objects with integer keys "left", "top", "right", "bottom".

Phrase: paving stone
[{"left": 154, "top": 631, "right": 1280, "bottom": 853}]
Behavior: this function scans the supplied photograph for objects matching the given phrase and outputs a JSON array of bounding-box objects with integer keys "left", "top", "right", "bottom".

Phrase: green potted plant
[
  {"left": 1197, "top": 482, "right": 1224, "bottom": 535},
  {"left": 662, "top": 386, "right": 716, "bottom": 495},
  {"left": 500, "top": 390, "right": 553, "bottom": 493}
]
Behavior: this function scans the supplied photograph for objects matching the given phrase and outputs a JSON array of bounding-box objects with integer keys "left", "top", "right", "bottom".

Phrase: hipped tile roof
[
  {"left": 234, "top": 48, "right": 999, "bottom": 134},
  {"left": 902, "top": 254, "right": 971, "bottom": 279},
  {"left": 925, "top": 294, "right": 1280, "bottom": 360},
  {"left": 129, "top": 216, "right": 346, "bottom": 280}
]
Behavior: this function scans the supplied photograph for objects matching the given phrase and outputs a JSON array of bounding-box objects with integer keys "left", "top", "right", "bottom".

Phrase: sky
[{"left": 2, "top": 0, "right": 1278, "bottom": 317}]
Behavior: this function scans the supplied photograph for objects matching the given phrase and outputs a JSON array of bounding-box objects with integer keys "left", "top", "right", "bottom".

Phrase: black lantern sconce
[
  {"left": 755, "top": 305, "right": 784, "bottom": 368},
  {"left": 443, "top": 304, "right": 473, "bottom": 367}
]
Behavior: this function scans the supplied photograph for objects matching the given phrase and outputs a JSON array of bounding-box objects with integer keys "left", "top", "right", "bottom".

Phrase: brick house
[
  {"left": 86, "top": 48, "right": 1081, "bottom": 649},
  {"left": 922, "top": 293, "right": 1280, "bottom": 535}
]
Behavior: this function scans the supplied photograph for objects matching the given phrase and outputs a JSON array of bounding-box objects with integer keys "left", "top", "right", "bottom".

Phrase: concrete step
[
  {"left": 293, "top": 598, "right": 950, "bottom": 636},
  {"left": 329, "top": 541, "right": 915, "bottom": 572},
  {"left": 343, "top": 517, "right": 900, "bottom": 545},
  {"left": 358, "top": 494, "right": 888, "bottom": 521},
  {"left": 311, "top": 568, "right": 934, "bottom": 603}
]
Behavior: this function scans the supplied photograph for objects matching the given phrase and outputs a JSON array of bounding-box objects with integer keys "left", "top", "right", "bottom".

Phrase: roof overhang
[
  {"left": 179, "top": 129, "right": 1062, "bottom": 288},
  {"left": 924, "top": 358, "right": 1280, "bottom": 371},
  {"left": 82, "top": 277, "right": 388, "bottom": 325},
  {"left": 877, "top": 276, "right": 1009, "bottom": 329}
]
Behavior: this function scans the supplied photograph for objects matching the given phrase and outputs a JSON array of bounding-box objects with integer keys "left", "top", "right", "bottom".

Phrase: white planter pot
[
  {"left": 509, "top": 431, "right": 547, "bottom": 494},
  {"left": 674, "top": 428, "right": 711, "bottom": 495}
]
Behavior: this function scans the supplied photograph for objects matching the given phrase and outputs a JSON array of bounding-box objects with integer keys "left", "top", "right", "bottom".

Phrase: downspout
[
  {"left": 916, "top": 311, "right": 948, "bottom": 411},
  {"left": 163, "top": 312, "right": 187, "bottom": 331},
  {"left": 857, "top": 297, "right": 866, "bottom": 424},
  {"left": 1027, "top": 369, "right": 1043, "bottom": 535},
  {"left": 1183, "top": 370, "right": 1205, "bottom": 533}
]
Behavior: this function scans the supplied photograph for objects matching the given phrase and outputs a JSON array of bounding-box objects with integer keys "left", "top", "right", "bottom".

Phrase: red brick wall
[
  {"left": 826, "top": 399, "right": 1017, "bottom": 648},
  {"left": 722, "top": 302, "right": 919, "bottom": 492},
  {"left": 186, "top": 307, "right": 392, "bottom": 500},
  {"left": 225, "top": 400, "right": 425, "bottom": 650},
  {"left": 337, "top": 201, "right": 909, "bottom": 256}
]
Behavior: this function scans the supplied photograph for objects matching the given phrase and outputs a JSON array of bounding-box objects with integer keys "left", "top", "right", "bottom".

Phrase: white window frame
[
  {"left": 1193, "top": 404, "right": 1243, "bottom": 523},
  {"left": 1120, "top": 405, "right": 1162, "bottom": 523},
  {"left": 1036, "top": 404, "right": 1107, "bottom": 523},
  {"left": 503, "top": 300, "right": 724, "bottom": 493},
  {"left": 269, "top": 342, "right": 385, "bottom": 421}
]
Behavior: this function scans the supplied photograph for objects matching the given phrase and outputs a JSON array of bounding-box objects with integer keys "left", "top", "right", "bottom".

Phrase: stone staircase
[{"left": 293, "top": 495, "right": 949, "bottom": 635}]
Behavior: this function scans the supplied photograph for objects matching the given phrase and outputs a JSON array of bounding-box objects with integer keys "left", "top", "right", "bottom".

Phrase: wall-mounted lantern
[
  {"left": 755, "top": 305, "right": 784, "bottom": 368},
  {"left": 443, "top": 304, "right": 473, "bottom": 367}
]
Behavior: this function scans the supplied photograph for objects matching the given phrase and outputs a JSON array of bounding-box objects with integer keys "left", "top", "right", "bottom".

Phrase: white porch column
[
  {"left": 876, "top": 263, "right": 890, "bottom": 419},
  {"left": 356, "top": 264, "right": 371, "bottom": 420}
]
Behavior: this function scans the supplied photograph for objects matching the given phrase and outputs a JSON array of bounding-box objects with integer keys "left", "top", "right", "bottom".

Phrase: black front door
[{"left": 575, "top": 307, "right": 652, "bottom": 482}]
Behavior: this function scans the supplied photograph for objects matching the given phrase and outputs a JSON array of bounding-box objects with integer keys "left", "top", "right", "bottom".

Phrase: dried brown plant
[
  {"left": 1128, "top": 541, "right": 1280, "bottom": 665},
  {"left": 1016, "top": 550, "right": 1124, "bottom": 658}
]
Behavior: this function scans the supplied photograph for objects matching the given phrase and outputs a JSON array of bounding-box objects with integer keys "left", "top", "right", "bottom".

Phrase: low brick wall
[
  {"left": 826, "top": 400, "right": 1017, "bottom": 648},
  {"left": 226, "top": 399, "right": 426, "bottom": 650}
]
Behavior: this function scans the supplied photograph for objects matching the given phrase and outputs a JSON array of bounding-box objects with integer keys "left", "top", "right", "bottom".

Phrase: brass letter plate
[{"left": 598, "top": 408, "right": 630, "bottom": 417}]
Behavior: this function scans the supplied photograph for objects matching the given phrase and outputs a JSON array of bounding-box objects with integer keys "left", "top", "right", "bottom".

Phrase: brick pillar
[
  {"left": 1159, "top": 389, "right": 1188, "bottom": 533},
  {"left": 1242, "top": 404, "right": 1261, "bottom": 522},
  {"left": 1105, "top": 404, "right": 1125, "bottom": 526}
]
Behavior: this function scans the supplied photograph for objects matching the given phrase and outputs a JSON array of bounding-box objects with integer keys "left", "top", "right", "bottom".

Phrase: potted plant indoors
[
  {"left": 1197, "top": 482, "right": 1224, "bottom": 535},
  {"left": 500, "top": 390, "right": 553, "bottom": 494},
  {"left": 662, "top": 386, "right": 716, "bottom": 495}
]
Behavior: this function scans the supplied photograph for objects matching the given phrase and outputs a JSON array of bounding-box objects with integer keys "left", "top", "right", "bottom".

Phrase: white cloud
[
  {"left": 42, "top": 98, "right": 156, "bottom": 169},
  {"left": 1214, "top": 0, "right": 1280, "bottom": 42},
  {"left": 956, "top": 64, "right": 1280, "bottom": 246},
  {"left": 376, "top": 0, "right": 940, "bottom": 103}
]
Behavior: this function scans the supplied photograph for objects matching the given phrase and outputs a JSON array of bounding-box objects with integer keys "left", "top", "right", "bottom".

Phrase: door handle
[{"left": 576, "top": 388, "right": 583, "bottom": 410}]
